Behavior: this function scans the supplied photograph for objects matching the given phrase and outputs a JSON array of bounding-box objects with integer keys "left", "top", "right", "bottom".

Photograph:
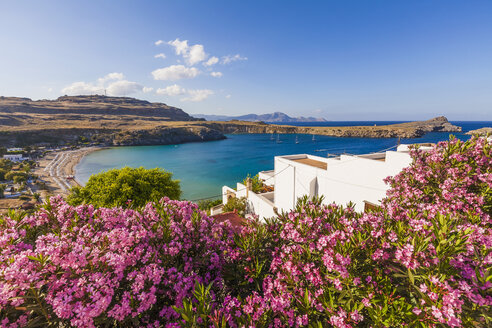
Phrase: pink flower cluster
[
  {"left": 1, "top": 197, "right": 234, "bottom": 327},
  {"left": 1, "top": 135, "right": 490, "bottom": 327}
]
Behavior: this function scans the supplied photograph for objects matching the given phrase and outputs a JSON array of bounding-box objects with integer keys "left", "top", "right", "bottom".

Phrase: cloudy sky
[{"left": 1, "top": 1, "right": 491, "bottom": 120}]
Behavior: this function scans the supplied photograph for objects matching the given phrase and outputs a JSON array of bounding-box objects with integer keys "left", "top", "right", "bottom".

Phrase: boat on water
[
  {"left": 276, "top": 134, "right": 282, "bottom": 143},
  {"left": 312, "top": 134, "right": 316, "bottom": 141},
  {"left": 295, "top": 135, "right": 299, "bottom": 144},
  {"left": 270, "top": 133, "right": 274, "bottom": 140}
]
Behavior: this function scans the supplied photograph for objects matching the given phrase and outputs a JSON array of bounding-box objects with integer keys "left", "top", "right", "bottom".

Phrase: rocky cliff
[
  {"left": 201, "top": 117, "right": 461, "bottom": 138},
  {"left": 466, "top": 127, "right": 492, "bottom": 136},
  {"left": 0, "top": 95, "right": 462, "bottom": 147}
]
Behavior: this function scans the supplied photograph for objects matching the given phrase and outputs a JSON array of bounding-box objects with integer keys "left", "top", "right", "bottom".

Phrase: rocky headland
[
  {"left": 201, "top": 116, "right": 461, "bottom": 139},
  {"left": 466, "top": 127, "right": 492, "bottom": 136},
  {"left": 0, "top": 96, "right": 462, "bottom": 147}
]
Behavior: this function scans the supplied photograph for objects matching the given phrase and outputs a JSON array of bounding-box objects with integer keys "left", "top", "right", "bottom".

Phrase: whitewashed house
[
  {"left": 2, "top": 154, "right": 28, "bottom": 162},
  {"left": 221, "top": 144, "right": 433, "bottom": 220}
]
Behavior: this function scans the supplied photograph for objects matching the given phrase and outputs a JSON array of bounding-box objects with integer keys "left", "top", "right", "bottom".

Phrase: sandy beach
[{"left": 34, "top": 147, "right": 102, "bottom": 198}]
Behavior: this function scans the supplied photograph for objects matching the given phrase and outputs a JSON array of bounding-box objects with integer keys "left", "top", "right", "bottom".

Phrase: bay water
[{"left": 75, "top": 121, "right": 491, "bottom": 201}]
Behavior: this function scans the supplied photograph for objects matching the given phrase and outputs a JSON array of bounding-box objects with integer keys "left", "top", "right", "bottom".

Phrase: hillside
[
  {"left": 0, "top": 95, "right": 196, "bottom": 120},
  {"left": 193, "top": 112, "right": 326, "bottom": 122},
  {"left": 0, "top": 96, "right": 461, "bottom": 147}
]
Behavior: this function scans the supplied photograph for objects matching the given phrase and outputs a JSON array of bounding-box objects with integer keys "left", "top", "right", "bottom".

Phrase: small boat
[
  {"left": 270, "top": 133, "right": 274, "bottom": 140},
  {"left": 312, "top": 134, "right": 316, "bottom": 141},
  {"left": 295, "top": 135, "right": 299, "bottom": 144},
  {"left": 276, "top": 134, "right": 282, "bottom": 143}
]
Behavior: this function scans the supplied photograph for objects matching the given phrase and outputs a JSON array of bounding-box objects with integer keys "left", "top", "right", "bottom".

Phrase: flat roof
[{"left": 292, "top": 157, "right": 327, "bottom": 170}]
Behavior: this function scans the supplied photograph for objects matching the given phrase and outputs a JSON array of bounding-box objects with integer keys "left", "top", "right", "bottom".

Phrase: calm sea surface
[{"left": 75, "top": 121, "right": 491, "bottom": 201}]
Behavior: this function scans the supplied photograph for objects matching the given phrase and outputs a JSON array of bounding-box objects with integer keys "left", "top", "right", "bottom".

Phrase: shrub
[
  {"left": 0, "top": 184, "right": 5, "bottom": 198},
  {"left": 222, "top": 196, "right": 247, "bottom": 216},
  {"left": 242, "top": 174, "right": 266, "bottom": 194},
  {"left": 179, "top": 136, "right": 492, "bottom": 327},
  {"left": 1, "top": 136, "right": 490, "bottom": 327},
  {"left": 67, "top": 166, "right": 181, "bottom": 208},
  {"left": 0, "top": 197, "right": 235, "bottom": 327},
  {"left": 197, "top": 198, "right": 222, "bottom": 215}
]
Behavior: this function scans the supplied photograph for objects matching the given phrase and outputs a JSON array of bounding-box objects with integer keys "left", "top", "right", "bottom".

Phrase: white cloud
[
  {"left": 143, "top": 87, "right": 154, "bottom": 93},
  {"left": 168, "top": 38, "right": 189, "bottom": 55},
  {"left": 155, "top": 85, "right": 214, "bottom": 102},
  {"left": 154, "top": 53, "right": 166, "bottom": 59},
  {"left": 156, "top": 84, "right": 186, "bottom": 96},
  {"left": 97, "top": 72, "right": 124, "bottom": 84},
  {"left": 106, "top": 80, "right": 143, "bottom": 96},
  {"left": 187, "top": 44, "right": 206, "bottom": 65},
  {"left": 61, "top": 72, "right": 143, "bottom": 96},
  {"left": 210, "top": 71, "right": 223, "bottom": 78},
  {"left": 167, "top": 38, "right": 207, "bottom": 66},
  {"left": 222, "top": 54, "right": 247, "bottom": 64},
  {"left": 182, "top": 89, "right": 214, "bottom": 102},
  {"left": 62, "top": 82, "right": 103, "bottom": 95},
  {"left": 225, "top": 94, "right": 232, "bottom": 99},
  {"left": 204, "top": 56, "right": 219, "bottom": 67},
  {"left": 151, "top": 64, "right": 200, "bottom": 81},
  {"left": 155, "top": 40, "right": 164, "bottom": 46}
]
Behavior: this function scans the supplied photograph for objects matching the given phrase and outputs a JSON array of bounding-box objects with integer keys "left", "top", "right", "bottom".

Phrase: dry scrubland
[{"left": 0, "top": 95, "right": 461, "bottom": 147}]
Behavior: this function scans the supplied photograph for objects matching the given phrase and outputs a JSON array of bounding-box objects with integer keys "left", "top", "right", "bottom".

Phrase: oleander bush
[
  {"left": 0, "top": 197, "right": 234, "bottom": 327},
  {"left": 1, "top": 136, "right": 491, "bottom": 327}
]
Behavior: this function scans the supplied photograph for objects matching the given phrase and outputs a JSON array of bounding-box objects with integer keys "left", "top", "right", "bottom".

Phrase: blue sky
[{"left": 1, "top": 0, "right": 491, "bottom": 120}]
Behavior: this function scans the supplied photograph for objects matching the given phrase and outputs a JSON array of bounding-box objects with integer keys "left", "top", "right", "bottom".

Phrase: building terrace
[{"left": 220, "top": 144, "right": 434, "bottom": 220}]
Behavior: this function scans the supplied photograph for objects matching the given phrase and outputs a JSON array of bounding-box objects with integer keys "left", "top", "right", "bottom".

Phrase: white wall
[
  {"left": 273, "top": 151, "right": 412, "bottom": 213},
  {"left": 221, "top": 183, "right": 276, "bottom": 221},
  {"left": 247, "top": 191, "right": 276, "bottom": 220},
  {"left": 274, "top": 158, "right": 296, "bottom": 212},
  {"left": 259, "top": 170, "right": 275, "bottom": 186},
  {"left": 222, "top": 185, "right": 236, "bottom": 204}
]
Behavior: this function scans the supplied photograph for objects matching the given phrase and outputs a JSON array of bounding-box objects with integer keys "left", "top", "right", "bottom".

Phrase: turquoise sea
[{"left": 75, "top": 121, "right": 491, "bottom": 201}]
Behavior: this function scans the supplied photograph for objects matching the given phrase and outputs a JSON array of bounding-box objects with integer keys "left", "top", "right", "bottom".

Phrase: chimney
[{"left": 246, "top": 177, "right": 252, "bottom": 197}]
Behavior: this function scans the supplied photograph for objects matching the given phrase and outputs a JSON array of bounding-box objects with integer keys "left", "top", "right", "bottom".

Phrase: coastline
[{"left": 34, "top": 146, "right": 103, "bottom": 198}]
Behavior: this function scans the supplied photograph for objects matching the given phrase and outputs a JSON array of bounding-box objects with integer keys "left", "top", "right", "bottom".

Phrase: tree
[
  {"left": 5, "top": 171, "right": 28, "bottom": 183},
  {"left": 0, "top": 184, "right": 5, "bottom": 198},
  {"left": 0, "top": 168, "right": 7, "bottom": 181},
  {"left": 67, "top": 166, "right": 181, "bottom": 208}
]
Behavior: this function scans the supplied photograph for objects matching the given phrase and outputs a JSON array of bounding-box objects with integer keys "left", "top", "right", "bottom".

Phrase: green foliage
[
  {"left": 222, "top": 196, "right": 247, "bottom": 216},
  {"left": 18, "top": 194, "right": 31, "bottom": 201},
  {"left": 36, "top": 181, "right": 48, "bottom": 190},
  {"left": 13, "top": 175, "right": 27, "bottom": 185},
  {"left": 33, "top": 192, "right": 41, "bottom": 202},
  {"left": 0, "top": 168, "right": 6, "bottom": 181},
  {"left": 242, "top": 174, "right": 266, "bottom": 193},
  {"left": 5, "top": 171, "right": 28, "bottom": 182},
  {"left": 197, "top": 198, "right": 222, "bottom": 213},
  {"left": 0, "top": 184, "right": 5, "bottom": 198},
  {"left": 67, "top": 166, "right": 181, "bottom": 208},
  {"left": 0, "top": 159, "right": 14, "bottom": 171}
]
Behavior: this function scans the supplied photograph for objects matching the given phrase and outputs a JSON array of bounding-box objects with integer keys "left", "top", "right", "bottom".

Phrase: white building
[
  {"left": 222, "top": 144, "right": 433, "bottom": 220},
  {"left": 3, "top": 154, "right": 28, "bottom": 162},
  {"left": 7, "top": 148, "right": 23, "bottom": 152}
]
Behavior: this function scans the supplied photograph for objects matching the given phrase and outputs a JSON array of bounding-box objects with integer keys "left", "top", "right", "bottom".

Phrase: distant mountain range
[{"left": 192, "top": 112, "right": 327, "bottom": 123}]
